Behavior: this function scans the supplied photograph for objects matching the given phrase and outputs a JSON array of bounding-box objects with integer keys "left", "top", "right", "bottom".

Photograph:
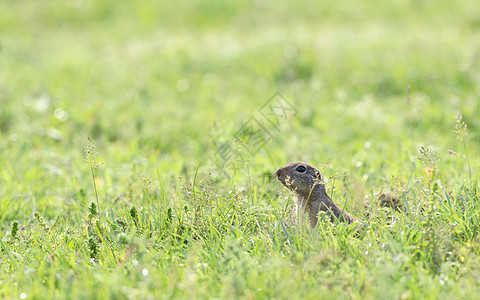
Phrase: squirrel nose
[{"left": 276, "top": 168, "right": 282, "bottom": 178}]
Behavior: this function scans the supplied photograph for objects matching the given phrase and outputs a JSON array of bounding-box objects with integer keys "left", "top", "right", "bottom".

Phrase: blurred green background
[
  {"left": 1, "top": 0, "right": 480, "bottom": 298},
  {"left": 2, "top": 0, "right": 479, "bottom": 208}
]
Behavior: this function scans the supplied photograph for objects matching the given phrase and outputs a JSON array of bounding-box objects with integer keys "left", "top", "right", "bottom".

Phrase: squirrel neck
[{"left": 296, "top": 183, "right": 355, "bottom": 227}]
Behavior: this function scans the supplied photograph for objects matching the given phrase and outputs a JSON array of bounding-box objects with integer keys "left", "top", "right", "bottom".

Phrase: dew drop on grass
[
  {"left": 34, "top": 93, "right": 50, "bottom": 113},
  {"left": 176, "top": 79, "right": 190, "bottom": 92},
  {"left": 47, "top": 128, "right": 62, "bottom": 140},
  {"left": 54, "top": 108, "right": 69, "bottom": 121}
]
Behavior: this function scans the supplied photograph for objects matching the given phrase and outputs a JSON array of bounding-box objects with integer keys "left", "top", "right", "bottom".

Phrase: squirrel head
[{"left": 276, "top": 162, "right": 325, "bottom": 196}]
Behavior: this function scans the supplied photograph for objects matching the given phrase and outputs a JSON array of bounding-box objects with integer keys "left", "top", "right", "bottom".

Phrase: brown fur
[{"left": 276, "top": 162, "right": 356, "bottom": 227}]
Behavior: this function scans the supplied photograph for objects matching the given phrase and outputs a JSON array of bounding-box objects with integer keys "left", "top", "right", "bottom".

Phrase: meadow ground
[{"left": 1, "top": 0, "right": 480, "bottom": 298}]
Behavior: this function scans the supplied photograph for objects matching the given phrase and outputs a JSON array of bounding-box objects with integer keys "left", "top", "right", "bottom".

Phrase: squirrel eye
[{"left": 295, "top": 165, "right": 306, "bottom": 173}]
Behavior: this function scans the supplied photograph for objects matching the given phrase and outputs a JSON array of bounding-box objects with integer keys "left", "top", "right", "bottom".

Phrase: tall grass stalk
[{"left": 83, "top": 137, "right": 104, "bottom": 215}]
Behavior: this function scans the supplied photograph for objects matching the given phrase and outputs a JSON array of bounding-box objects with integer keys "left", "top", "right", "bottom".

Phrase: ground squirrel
[{"left": 276, "top": 162, "right": 356, "bottom": 228}]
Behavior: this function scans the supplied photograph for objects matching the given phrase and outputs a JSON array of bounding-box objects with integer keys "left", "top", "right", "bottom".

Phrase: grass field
[{"left": 1, "top": 0, "right": 480, "bottom": 298}]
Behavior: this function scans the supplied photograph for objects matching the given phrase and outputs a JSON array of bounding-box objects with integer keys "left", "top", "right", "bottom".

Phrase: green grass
[{"left": 1, "top": 0, "right": 480, "bottom": 298}]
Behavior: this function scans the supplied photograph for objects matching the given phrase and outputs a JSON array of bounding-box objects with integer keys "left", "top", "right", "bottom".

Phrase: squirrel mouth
[
  {"left": 276, "top": 174, "right": 292, "bottom": 189},
  {"left": 276, "top": 169, "right": 283, "bottom": 181},
  {"left": 276, "top": 174, "right": 285, "bottom": 185},
  {"left": 276, "top": 168, "right": 294, "bottom": 189}
]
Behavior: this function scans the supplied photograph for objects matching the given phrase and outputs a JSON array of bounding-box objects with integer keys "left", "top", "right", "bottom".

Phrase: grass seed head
[{"left": 454, "top": 113, "right": 468, "bottom": 141}]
